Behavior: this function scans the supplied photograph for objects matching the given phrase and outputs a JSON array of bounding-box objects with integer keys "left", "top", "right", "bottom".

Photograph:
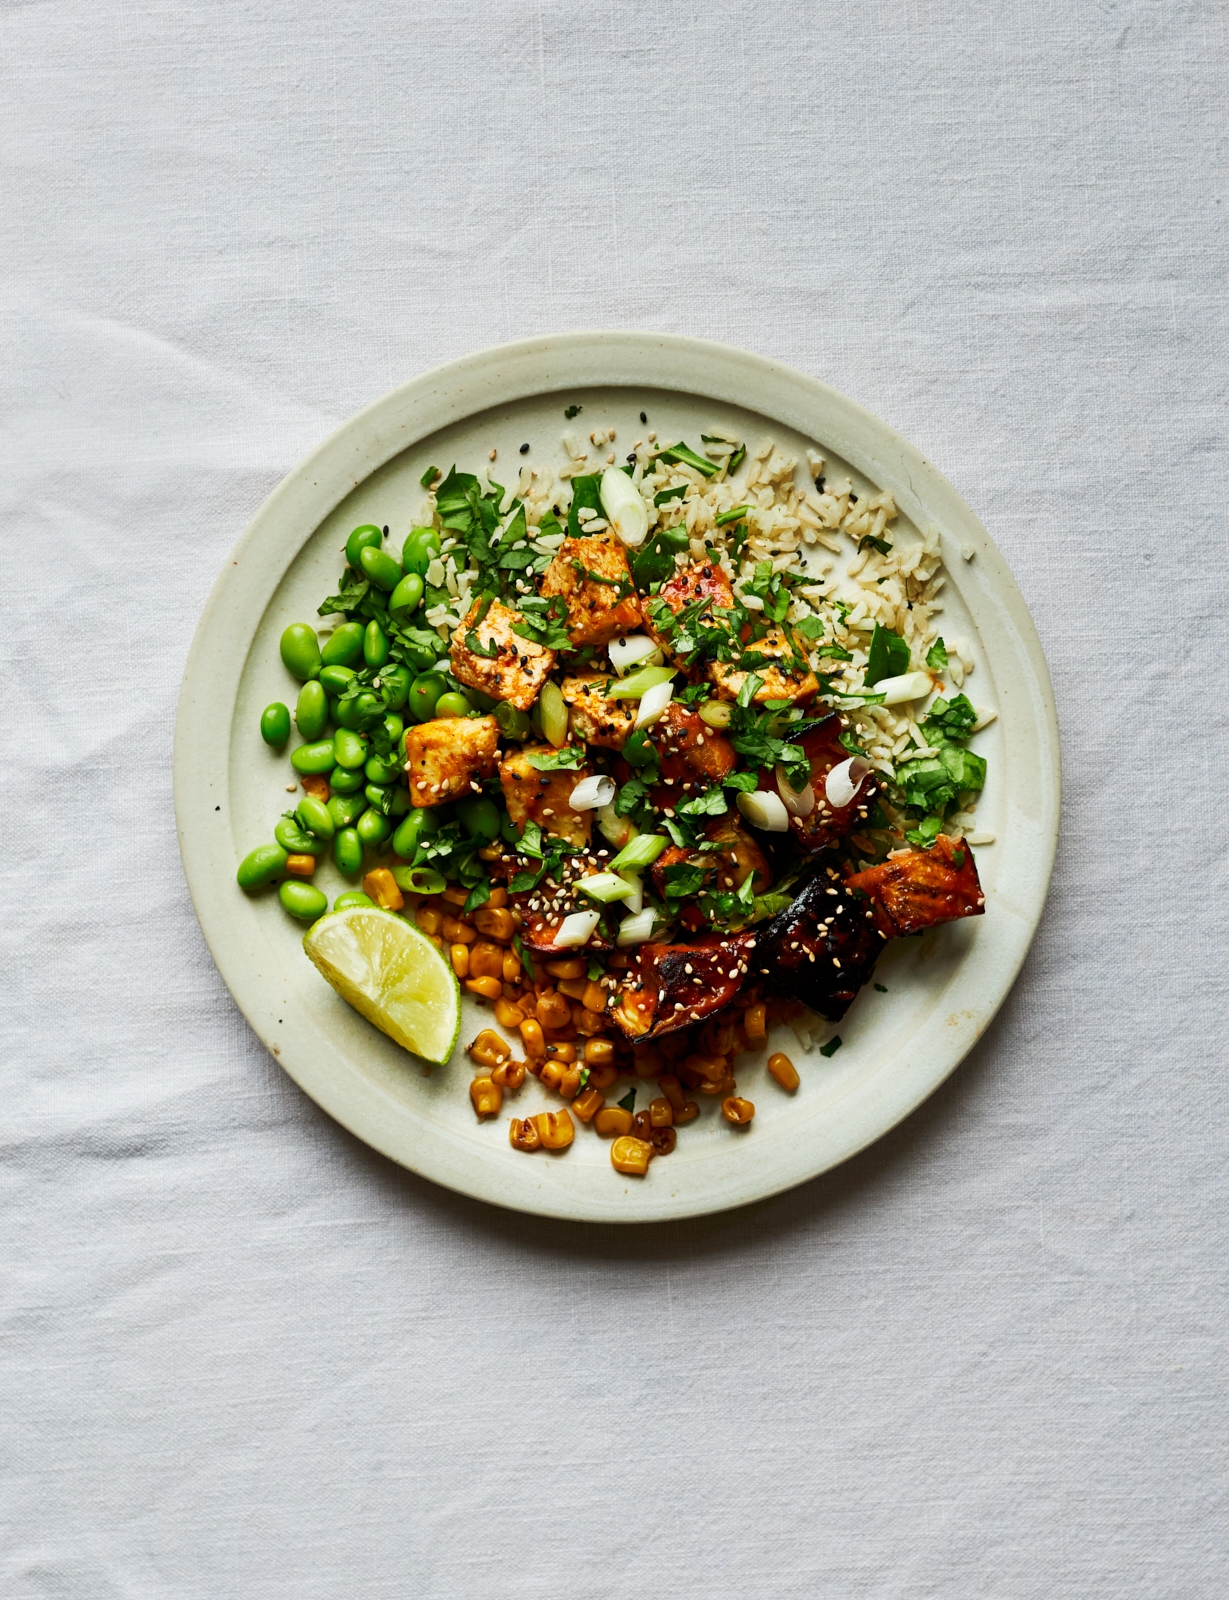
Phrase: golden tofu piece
[
  {"left": 500, "top": 746, "right": 592, "bottom": 848},
  {"left": 708, "top": 624, "right": 818, "bottom": 706},
  {"left": 539, "top": 536, "right": 641, "bottom": 648},
  {"left": 560, "top": 673, "right": 636, "bottom": 750},
  {"left": 404, "top": 715, "right": 499, "bottom": 807},
  {"left": 450, "top": 598, "right": 555, "bottom": 711}
]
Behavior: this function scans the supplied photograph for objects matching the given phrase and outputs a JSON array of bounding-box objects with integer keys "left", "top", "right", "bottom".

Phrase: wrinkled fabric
[{"left": 2, "top": 3, "right": 1226, "bottom": 1597}]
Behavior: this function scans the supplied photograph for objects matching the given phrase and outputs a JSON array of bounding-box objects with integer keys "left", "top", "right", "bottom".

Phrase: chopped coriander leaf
[
  {"left": 952, "top": 848, "right": 966, "bottom": 869},
  {"left": 922, "top": 693, "right": 977, "bottom": 743},
  {"left": 512, "top": 934, "right": 536, "bottom": 979},
  {"left": 837, "top": 730, "right": 867, "bottom": 758},
  {"left": 859, "top": 534, "right": 893, "bottom": 556},
  {"left": 621, "top": 728, "right": 660, "bottom": 776},
  {"left": 662, "top": 862, "right": 707, "bottom": 899},
  {"left": 722, "top": 770, "right": 760, "bottom": 793},
  {"left": 864, "top": 623, "right": 910, "bottom": 686},
  {"left": 463, "top": 881, "right": 492, "bottom": 914},
  {"left": 524, "top": 746, "right": 585, "bottom": 771},
  {"left": 518, "top": 819, "right": 545, "bottom": 859},
  {"left": 675, "top": 786, "right": 729, "bottom": 818},
  {"left": 735, "top": 673, "right": 764, "bottom": 709},
  {"left": 631, "top": 525, "right": 690, "bottom": 589},
  {"left": 904, "top": 814, "right": 944, "bottom": 848},
  {"left": 617, "top": 1088, "right": 636, "bottom": 1112},
  {"left": 564, "top": 404, "right": 582, "bottom": 419},
  {"left": 614, "top": 775, "right": 652, "bottom": 817},
  {"left": 566, "top": 472, "right": 604, "bottom": 538},
  {"left": 656, "top": 441, "right": 720, "bottom": 478},
  {"left": 586, "top": 959, "right": 604, "bottom": 982},
  {"left": 925, "top": 637, "right": 948, "bottom": 672},
  {"left": 819, "top": 1036, "right": 843, "bottom": 1058},
  {"left": 751, "top": 891, "right": 793, "bottom": 920},
  {"left": 873, "top": 983, "right": 888, "bottom": 993},
  {"left": 512, "top": 595, "right": 571, "bottom": 651}
]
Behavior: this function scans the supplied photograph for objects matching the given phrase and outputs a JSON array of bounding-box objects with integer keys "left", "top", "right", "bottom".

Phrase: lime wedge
[{"left": 303, "top": 907, "right": 461, "bottom": 1066}]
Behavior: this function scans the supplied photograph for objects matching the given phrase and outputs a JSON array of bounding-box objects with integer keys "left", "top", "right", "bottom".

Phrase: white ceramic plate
[{"left": 175, "top": 332, "right": 1059, "bottom": 1223}]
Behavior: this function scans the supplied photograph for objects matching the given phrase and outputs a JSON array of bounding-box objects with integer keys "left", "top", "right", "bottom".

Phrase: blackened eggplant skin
[
  {"left": 845, "top": 834, "right": 985, "bottom": 938},
  {"left": 613, "top": 931, "right": 758, "bottom": 1039},
  {"left": 754, "top": 873, "right": 886, "bottom": 1022}
]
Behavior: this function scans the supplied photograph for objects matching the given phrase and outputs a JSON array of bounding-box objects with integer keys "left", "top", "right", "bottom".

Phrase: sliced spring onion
[
  {"left": 609, "top": 833, "right": 668, "bottom": 872},
  {"left": 569, "top": 774, "right": 616, "bottom": 811},
  {"left": 824, "top": 756, "right": 870, "bottom": 809},
  {"left": 599, "top": 466, "right": 650, "bottom": 547},
  {"left": 391, "top": 865, "right": 447, "bottom": 895},
  {"left": 575, "top": 873, "right": 638, "bottom": 905},
  {"left": 698, "top": 699, "right": 733, "bottom": 729},
  {"left": 539, "top": 681, "right": 569, "bottom": 747},
  {"left": 605, "top": 664, "right": 675, "bottom": 699},
  {"left": 596, "top": 801, "right": 634, "bottom": 849},
  {"left": 775, "top": 765, "right": 816, "bottom": 818},
  {"left": 633, "top": 678, "right": 674, "bottom": 729},
  {"left": 616, "top": 908, "right": 657, "bottom": 947},
  {"left": 736, "top": 788, "right": 790, "bottom": 833},
  {"left": 617, "top": 870, "right": 644, "bottom": 915},
  {"left": 553, "top": 910, "right": 601, "bottom": 948},
  {"left": 874, "top": 670, "right": 933, "bottom": 706},
  {"left": 608, "top": 633, "right": 662, "bottom": 676}
]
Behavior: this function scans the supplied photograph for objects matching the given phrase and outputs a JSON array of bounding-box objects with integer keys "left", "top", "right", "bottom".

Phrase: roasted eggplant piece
[
  {"left": 651, "top": 701, "right": 735, "bottom": 803},
  {"left": 758, "top": 714, "right": 878, "bottom": 852},
  {"left": 508, "top": 851, "right": 614, "bottom": 955},
  {"left": 612, "top": 931, "right": 759, "bottom": 1038},
  {"left": 753, "top": 872, "right": 887, "bottom": 1023},
  {"left": 845, "top": 834, "right": 985, "bottom": 938}
]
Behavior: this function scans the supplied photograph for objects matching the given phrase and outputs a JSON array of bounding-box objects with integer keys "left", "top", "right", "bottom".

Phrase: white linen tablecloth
[{"left": 3, "top": 2, "right": 1226, "bottom": 1595}]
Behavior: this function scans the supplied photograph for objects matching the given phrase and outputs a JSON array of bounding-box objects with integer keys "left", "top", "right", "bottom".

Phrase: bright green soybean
[
  {"left": 333, "top": 827, "right": 364, "bottom": 876},
  {"left": 435, "top": 691, "right": 473, "bottom": 719},
  {"left": 236, "top": 842, "right": 288, "bottom": 890},
  {"left": 402, "top": 526, "right": 441, "bottom": 575},
  {"left": 295, "top": 794, "right": 335, "bottom": 840},
  {"left": 290, "top": 739, "right": 336, "bottom": 775},
  {"left": 345, "top": 524, "right": 384, "bottom": 570},
  {"left": 295, "top": 680, "right": 328, "bottom": 740},
  {"left": 334, "top": 891, "right": 375, "bottom": 910},
  {"left": 355, "top": 807, "right": 392, "bottom": 845},
  {"left": 280, "top": 623, "right": 321, "bottom": 682},
  {"left": 389, "top": 572, "right": 424, "bottom": 620},
  {"left": 333, "top": 728, "right": 368, "bottom": 770},
  {"left": 392, "top": 807, "right": 439, "bottom": 859},
  {"left": 328, "top": 764, "right": 365, "bottom": 794},
  {"left": 322, "top": 622, "right": 365, "bottom": 668},
  {"left": 319, "top": 665, "right": 357, "bottom": 696},
  {"left": 380, "top": 664, "right": 412, "bottom": 709},
  {"left": 274, "top": 817, "right": 316, "bottom": 853},
  {"left": 366, "top": 784, "right": 409, "bottom": 818},
  {"left": 327, "top": 793, "right": 367, "bottom": 829},
  {"left": 359, "top": 546, "right": 403, "bottom": 593},
  {"left": 409, "top": 671, "right": 448, "bottom": 723},
  {"left": 279, "top": 881, "right": 328, "bottom": 921},
  {"left": 260, "top": 702, "right": 291, "bottom": 747},
  {"left": 365, "top": 752, "right": 402, "bottom": 784},
  {"left": 399, "top": 634, "right": 440, "bottom": 673},
  {"left": 458, "top": 796, "right": 500, "bottom": 843},
  {"left": 364, "top": 620, "right": 390, "bottom": 668}
]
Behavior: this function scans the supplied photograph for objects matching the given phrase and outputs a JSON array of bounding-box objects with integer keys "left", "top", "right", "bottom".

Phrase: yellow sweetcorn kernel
[
  {"left": 610, "top": 1136, "right": 653, "bottom": 1175},
  {"left": 470, "top": 1077, "right": 503, "bottom": 1118},
  {"left": 362, "top": 868, "right": 404, "bottom": 910}
]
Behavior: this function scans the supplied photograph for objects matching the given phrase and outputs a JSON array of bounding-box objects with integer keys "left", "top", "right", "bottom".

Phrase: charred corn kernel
[
  {"left": 493, "top": 998, "right": 526, "bottom": 1030},
  {"left": 543, "top": 1041, "right": 578, "bottom": 1064},
  {"left": 633, "top": 1043, "right": 664, "bottom": 1079},
  {"left": 539, "top": 1060, "right": 566, "bottom": 1094},
  {"left": 501, "top": 950, "right": 522, "bottom": 984},
  {"left": 543, "top": 1022, "right": 578, "bottom": 1043},
  {"left": 722, "top": 1096, "right": 755, "bottom": 1125},
  {"left": 485, "top": 885, "right": 508, "bottom": 908},
  {"left": 450, "top": 943, "right": 470, "bottom": 978},
  {"left": 284, "top": 854, "right": 317, "bottom": 878},
  {"left": 300, "top": 773, "right": 330, "bottom": 802},
  {"left": 469, "top": 941, "right": 504, "bottom": 980},
  {"left": 572, "top": 1088, "right": 605, "bottom": 1122},
  {"left": 559, "top": 1067, "right": 583, "bottom": 1099},
  {"left": 683, "top": 1053, "right": 728, "bottom": 1085},
  {"left": 573, "top": 1006, "right": 606, "bottom": 1035},
  {"left": 702, "top": 1022, "right": 737, "bottom": 1058},
  {"left": 428, "top": 934, "right": 444, "bottom": 949},
  {"left": 520, "top": 1019, "right": 546, "bottom": 1059},
  {"left": 416, "top": 907, "right": 443, "bottom": 936},
  {"left": 474, "top": 906, "right": 515, "bottom": 942},
  {"left": 535, "top": 991, "right": 572, "bottom": 1030},
  {"left": 587, "top": 1062, "right": 618, "bottom": 1091},
  {"left": 593, "top": 1106, "right": 633, "bottom": 1138},
  {"left": 363, "top": 867, "right": 405, "bottom": 910},
  {"left": 700, "top": 1074, "right": 736, "bottom": 1097},
  {"left": 442, "top": 916, "right": 476, "bottom": 944},
  {"left": 477, "top": 843, "right": 503, "bottom": 860},
  {"left": 631, "top": 1110, "right": 653, "bottom": 1141},
  {"left": 582, "top": 980, "right": 607, "bottom": 1015},
  {"left": 649, "top": 1125, "right": 677, "bottom": 1155},
  {"left": 558, "top": 977, "right": 588, "bottom": 1001},
  {"left": 545, "top": 957, "right": 587, "bottom": 980},
  {"left": 468, "top": 1029, "right": 511, "bottom": 1069},
  {"left": 611, "top": 1136, "right": 653, "bottom": 1175},
  {"left": 509, "top": 1117, "right": 540, "bottom": 1151},
  {"left": 584, "top": 1038, "right": 616, "bottom": 1067},
  {"left": 658, "top": 1074, "right": 687, "bottom": 1114},
  {"left": 743, "top": 1002, "right": 767, "bottom": 1041},
  {"left": 674, "top": 1100, "right": 700, "bottom": 1125},
  {"left": 442, "top": 886, "right": 470, "bottom": 906},
  {"left": 466, "top": 975, "right": 503, "bottom": 1001},
  {"left": 470, "top": 1077, "right": 502, "bottom": 1117},
  {"left": 766, "top": 1051, "right": 800, "bottom": 1092},
  {"left": 534, "top": 1109, "right": 575, "bottom": 1149},
  {"left": 648, "top": 1097, "right": 673, "bottom": 1128},
  {"left": 502, "top": 983, "right": 522, "bottom": 1001},
  {"left": 491, "top": 1059, "right": 526, "bottom": 1090}
]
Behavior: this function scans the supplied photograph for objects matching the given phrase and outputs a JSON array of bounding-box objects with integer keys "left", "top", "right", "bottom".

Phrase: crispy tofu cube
[
  {"left": 404, "top": 715, "right": 499, "bottom": 807},
  {"left": 560, "top": 673, "right": 636, "bottom": 750},
  {"left": 708, "top": 624, "right": 819, "bottom": 706},
  {"left": 500, "top": 746, "right": 592, "bottom": 848},
  {"left": 644, "top": 560, "right": 735, "bottom": 663},
  {"left": 539, "top": 536, "right": 641, "bottom": 647},
  {"left": 450, "top": 598, "right": 555, "bottom": 711}
]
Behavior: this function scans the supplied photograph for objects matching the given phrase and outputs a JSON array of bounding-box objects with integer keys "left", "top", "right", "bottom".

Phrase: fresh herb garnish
[
  {"left": 564, "top": 404, "right": 582, "bottom": 419},
  {"left": 925, "top": 637, "right": 948, "bottom": 672},
  {"left": 631, "top": 525, "right": 690, "bottom": 589},
  {"left": 656, "top": 441, "right": 719, "bottom": 478},
  {"left": 617, "top": 1088, "right": 636, "bottom": 1112},
  {"left": 865, "top": 624, "right": 910, "bottom": 686},
  {"left": 524, "top": 746, "right": 585, "bottom": 771},
  {"left": 819, "top": 1036, "right": 843, "bottom": 1058}
]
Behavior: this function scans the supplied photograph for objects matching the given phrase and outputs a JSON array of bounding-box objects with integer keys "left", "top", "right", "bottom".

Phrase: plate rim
[{"left": 174, "top": 330, "right": 1061, "bottom": 1223}]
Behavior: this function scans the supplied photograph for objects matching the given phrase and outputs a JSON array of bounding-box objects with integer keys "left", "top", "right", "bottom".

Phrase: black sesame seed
[
  {"left": 519, "top": 442, "right": 530, "bottom": 454},
  {"left": 640, "top": 411, "right": 647, "bottom": 424}
]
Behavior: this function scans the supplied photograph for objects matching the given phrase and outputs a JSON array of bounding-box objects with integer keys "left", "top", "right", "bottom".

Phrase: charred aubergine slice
[
  {"left": 752, "top": 872, "right": 888, "bottom": 1023},
  {"left": 612, "top": 931, "right": 759, "bottom": 1039},
  {"left": 758, "top": 713, "right": 879, "bottom": 853},
  {"left": 845, "top": 832, "right": 985, "bottom": 937}
]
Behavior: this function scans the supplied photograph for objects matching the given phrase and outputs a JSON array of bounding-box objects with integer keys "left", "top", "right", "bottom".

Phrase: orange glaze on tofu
[
  {"left": 404, "top": 716, "right": 499, "bottom": 807},
  {"left": 644, "top": 560, "right": 735, "bottom": 669},
  {"left": 450, "top": 597, "right": 555, "bottom": 711},
  {"left": 845, "top": 833, "right": 985, "bottom": 938},
  {"left": 500, "top": 745, "right": 593, "bottom": 848},
  {"left": 560, "top": 673, "right": 636, "bottom": 750},
  {"left": 708, "top": 623, "right": 819, "bottom": 706},
  {"left": 539, "top": 535, "right": 641, "bottom": 647}
]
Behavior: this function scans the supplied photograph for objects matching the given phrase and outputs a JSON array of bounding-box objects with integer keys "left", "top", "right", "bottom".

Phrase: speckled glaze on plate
[{"left": 174, "top": 332, "right": 1060, "bottom": 1223}]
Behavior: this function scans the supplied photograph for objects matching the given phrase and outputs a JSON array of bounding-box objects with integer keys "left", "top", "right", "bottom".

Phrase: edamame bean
[
  {"left": 354, "top": 692, "right": 383, "bottom": 722},
  {"left": 389, "top": 572, "right": 424, "bottom": 620},
  {"left": 465, "top": 687, "right": 498, "bottom": 712},
  {"left": 380, "top": 664, "right": 412, "bottom": 708},
  {"left": 334, "top": 695, "right": 362, "bottom": 730},
  {"left": 327, "top": 793, "right": 367, "bottom": 829},
  {"left": 355, "top": 807, "right": 392, "bottom": 845},
  {"left": 434, "top": 691, "right": 473, "bottom": 719},
  {"left": 274, "top": 817, "right": 316, "bottom": 853},
  {"left": 399, "top": 634, "right": 439, "bottom": 673},
  {"left": 365, "top": 753, "right": 402, "bottom": 784},
  {"left": 364, "top": 620, "right": 390, "bottom": 668},
  {"left": 321, "top": 622, "right": 365, "bottom": 668},
  {"left": 408, "top": 671, "right": 448, "bottom": 723},
  {"left": 279, "top": 880, "right": 328, "bottom": 921},
  {"left": 295, "top": 680, "right": 328, "bottom": 740},
  {"left": 260, "top": 702, "right": 291, "bottom": 746},
  {"left": 391, "top": 807, "right": 439, "bottom": 859},
  {"left": 280, "top": 623, "right": 321, "bottom": 682},
  {"left": 365, "top": 784, "right": 409, "bottom": 818},
  {"left": 500, "top": 811, "right": 523, "bottom": 845},
  {"left": 290, "top": 738, "right": 336, "bottom": 775},
  {"left": 345, "top": 524, "right": 384, "bottom": 570},
  {"left": 236, "top": 842, "right": 288, "bottom": 890},
  {"left": 328, "top": 764, "right": 365, "bottom": 794},
  {"left": 334, "top": 891, "right": 375, "bottom": 910},
  {"left": 295, "top": 794, "right": 335, "bottom": 840},
  {"left": 359, "top": 546, "right": 403, "bottom": 593},
  {"left": 401, "top": 526, "right": 442, "bottom": 574},
  {"left": 333, "top": 827, "right": 364, "bottom": 876},
  {"left": 458, "top": 796, "right": 500, "bottom": 843},
  {"left": 319, "top": 665, "right": 357, "bottom": 696},
  {"left": 333, "top": 727, "right": 368, "bottom": 770},
  {"left": 382, "top": 713, "right": 404, "bottom": 745}
]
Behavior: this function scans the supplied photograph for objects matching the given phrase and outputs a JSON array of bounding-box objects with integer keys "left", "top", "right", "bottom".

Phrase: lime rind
[{"left": 303, "top": 907, "right": 461, "bottom": 1066}]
